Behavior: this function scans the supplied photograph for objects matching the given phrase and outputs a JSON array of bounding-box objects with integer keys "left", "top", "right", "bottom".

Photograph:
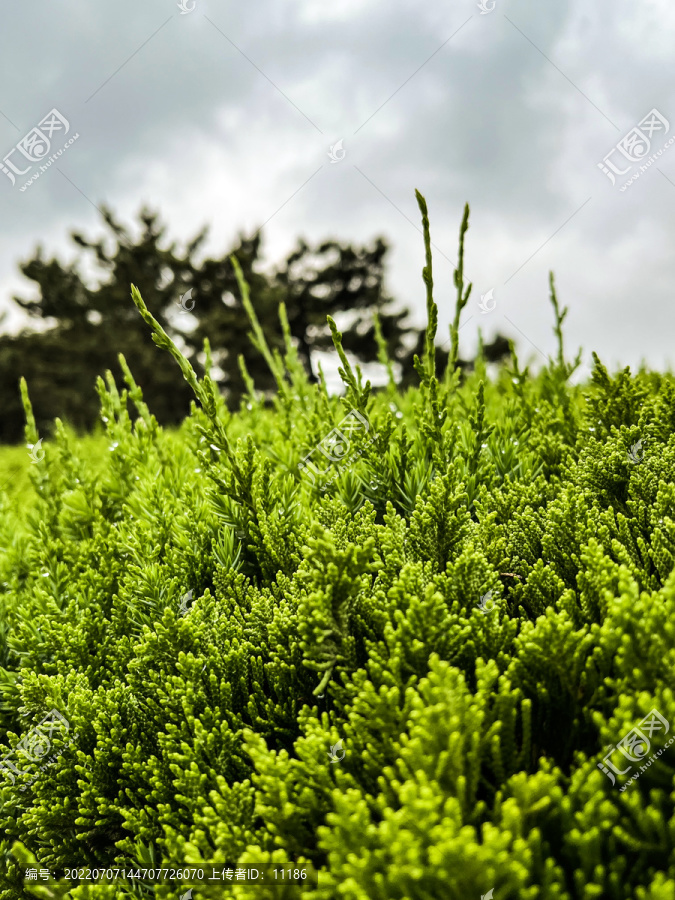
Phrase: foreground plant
[{"left": 0, "top": 192, "right": 673, "bottom": 899}]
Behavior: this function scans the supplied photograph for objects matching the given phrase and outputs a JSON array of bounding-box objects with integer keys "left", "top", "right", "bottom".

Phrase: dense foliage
[
  {"left": 0, "top": 192, "right": 674, "bottom": 899},
  {"left": 1, "top": 204, "right": 512, "bottom": 444}
]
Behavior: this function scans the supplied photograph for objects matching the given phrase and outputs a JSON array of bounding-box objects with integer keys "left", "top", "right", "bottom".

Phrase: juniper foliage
[{"left": 0, "top": 192, "right": 674, "bottom": 899}]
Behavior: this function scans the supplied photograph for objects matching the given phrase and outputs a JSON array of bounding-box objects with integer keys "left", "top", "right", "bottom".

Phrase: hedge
[{"left": 1, "top": 192, "right": 674, "bottom": 899}]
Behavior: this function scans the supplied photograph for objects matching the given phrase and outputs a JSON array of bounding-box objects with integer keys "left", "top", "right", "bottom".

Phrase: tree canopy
[{"left": 0, "top": 206, "right": 511, "bottom": 442}]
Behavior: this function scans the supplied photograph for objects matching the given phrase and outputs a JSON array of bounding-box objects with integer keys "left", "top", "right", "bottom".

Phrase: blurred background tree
[{"left": 0, "top": 205, "right": 511, "bottom": 443}]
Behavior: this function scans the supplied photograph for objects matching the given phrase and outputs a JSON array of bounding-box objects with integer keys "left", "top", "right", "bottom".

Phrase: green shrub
[{"left": 0, "top": 192, "right": 674, "bottom": 899}]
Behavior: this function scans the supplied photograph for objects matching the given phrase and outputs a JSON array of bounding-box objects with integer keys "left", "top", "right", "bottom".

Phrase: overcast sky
[{"left": 1, "top": 0, "right": 674, "bottom": 387}]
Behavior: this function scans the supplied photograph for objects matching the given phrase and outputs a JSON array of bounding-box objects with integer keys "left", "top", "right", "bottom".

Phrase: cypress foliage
[{"left": 1, "top": 192, "right": 674, "bottom": 899}]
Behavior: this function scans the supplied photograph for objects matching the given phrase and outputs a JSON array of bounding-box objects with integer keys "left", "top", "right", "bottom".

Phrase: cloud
[{"left": 1, "top": 0, "right": 675, "bottom": 386}]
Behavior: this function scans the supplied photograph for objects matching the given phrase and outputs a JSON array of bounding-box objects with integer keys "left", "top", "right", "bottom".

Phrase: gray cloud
[{"left": 1, "top": 0, "right": 675, "bottom": 384}]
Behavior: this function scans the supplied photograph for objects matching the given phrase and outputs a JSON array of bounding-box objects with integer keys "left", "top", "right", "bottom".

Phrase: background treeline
[{"left": 0, "top": 207, "right": 510, "bottom": 443}]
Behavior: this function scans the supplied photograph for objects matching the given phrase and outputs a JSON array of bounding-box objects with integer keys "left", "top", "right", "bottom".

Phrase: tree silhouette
[{"left": 0, "top": 206, "right": 439, "bottom": 442}]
